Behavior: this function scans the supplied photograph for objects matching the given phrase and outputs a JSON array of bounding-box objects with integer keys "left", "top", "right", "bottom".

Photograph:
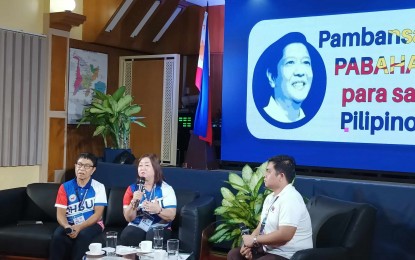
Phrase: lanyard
[
  {"left": 76, "top": 187, "right": 89, "bottom": 210},
  {"left": 260, "top": 196, "right": 279, "bottom": 235},
  {"left": 74, "top": 178, "right": 90, "bottom": 211},
  {"left": 142, "top": 185, "right": 156, "bottom": 202}
]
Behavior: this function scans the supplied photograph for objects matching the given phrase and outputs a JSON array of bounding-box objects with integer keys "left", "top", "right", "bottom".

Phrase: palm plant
[
  {"left": 209, "top": 162, "right": 271, "bottom": 248},
  {"left": 77, "top": 86, "right": 145, "bottom": 149}
]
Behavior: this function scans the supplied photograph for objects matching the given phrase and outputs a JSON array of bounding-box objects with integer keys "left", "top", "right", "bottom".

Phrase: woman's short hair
[{"left": 137, "top": 153, "right": 164, "bottom": 185}]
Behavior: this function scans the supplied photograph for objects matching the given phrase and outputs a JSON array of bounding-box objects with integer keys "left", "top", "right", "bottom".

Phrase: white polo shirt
[{"left": 260, "top": 184, "right": 312, "bottom": 259}]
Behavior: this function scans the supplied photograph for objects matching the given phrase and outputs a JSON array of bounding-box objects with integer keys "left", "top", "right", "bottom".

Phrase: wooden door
[{"left": 130, "top": 59, "right": 164, "bottom": 159}]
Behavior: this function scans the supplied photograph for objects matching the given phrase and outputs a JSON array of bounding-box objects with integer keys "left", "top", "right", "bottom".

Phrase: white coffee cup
[
  {"left": 88, "top": 243, "right": 102, "bottom": 254},
  {"left": 154, "top": 249, "right": 167, "bottom": 259},
  {"left": 139, "top": 240, "right": 152, "bottom": 252}
]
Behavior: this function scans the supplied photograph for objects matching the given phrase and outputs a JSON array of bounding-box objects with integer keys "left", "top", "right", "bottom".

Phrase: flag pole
[{"left": 184, "top": 0, "right": 218, "bottom": 169}]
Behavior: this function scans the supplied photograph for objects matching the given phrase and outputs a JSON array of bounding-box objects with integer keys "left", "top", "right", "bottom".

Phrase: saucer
[
  {"left": 136, "top": 248, "right": 153, "bottom": 254},
  {"left": 86, "top": 250, "right": 105, "bottom": 256},
  {"left": 116, "top": 246, "right": 137, "bottom": 256}
]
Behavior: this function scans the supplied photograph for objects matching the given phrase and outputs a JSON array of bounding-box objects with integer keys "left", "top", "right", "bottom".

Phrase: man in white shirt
[{"left": 227, "top": 155, "right": 312, "bottom": 260}]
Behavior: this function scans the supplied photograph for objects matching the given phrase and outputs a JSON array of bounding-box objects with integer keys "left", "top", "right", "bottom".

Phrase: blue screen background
[{"left": 221, "top": 0, "right": 415, "bottom": 173}]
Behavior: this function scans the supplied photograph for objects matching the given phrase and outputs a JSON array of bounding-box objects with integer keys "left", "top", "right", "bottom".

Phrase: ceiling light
[
  {"left": 130, "top": 0, "right": 161, "bottom": 38},
  {"left": 185, "top": 0, "right": 225, "bottom": 6},
  {"left": 153, "top": 7, "right": 182, "bottom": 42},
  {"left": 50, "top": 0, "right": 76, "bottom": 12},
  {"left": 105, "top": 0, "right": 134, "bottom": 32}
]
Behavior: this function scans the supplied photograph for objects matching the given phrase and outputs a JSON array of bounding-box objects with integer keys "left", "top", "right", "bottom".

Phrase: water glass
[
  {"left": 153, "top": 226, "right": 164, "bottom": 249},
  {"left": 167, "top": 239, "right": 179, "bottom": 259},
  {"left": 106, "top": 231, "right": 118, "bottom": 256}
]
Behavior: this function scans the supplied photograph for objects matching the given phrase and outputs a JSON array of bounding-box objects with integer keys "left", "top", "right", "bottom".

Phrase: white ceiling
[{"left": 185, "top": 0, "right": 225, "bottom": 6}]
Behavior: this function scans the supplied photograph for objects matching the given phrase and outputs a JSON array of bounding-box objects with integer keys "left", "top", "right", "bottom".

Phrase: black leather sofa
[
  {"left": 0, "top": 182, "right": 215, "bottom": 260},
  {"left": 291, "top": 195, "right": 377, "bottom": 260},
  {"left": 200, "top": 195, "right": 377, "bottom": 260}
]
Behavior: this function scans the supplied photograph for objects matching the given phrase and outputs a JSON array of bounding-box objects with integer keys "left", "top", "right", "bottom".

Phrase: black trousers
[
  {"left": 49, "top": 224, "right": 103, "bottom": 260},
  {"left": 227, "top": 247, "right": 289, "bottom": 260}
]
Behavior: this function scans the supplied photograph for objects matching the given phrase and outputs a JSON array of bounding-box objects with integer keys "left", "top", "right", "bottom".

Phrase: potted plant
[
  {"left": 77, "top": 86, "right": 145, "bottom": 161},
  {"left": 209, "top": 162, "right": 271, "bottom": 248}
]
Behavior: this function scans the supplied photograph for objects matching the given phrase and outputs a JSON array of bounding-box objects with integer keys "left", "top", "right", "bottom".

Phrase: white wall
[
  {"left": 0, "top": 0, "right": 83, "bottom": 38},
  {"left": 0, "top": 166, "right": 41, "bottom": 189},
  {"left": 71, "top": 0, "right": 83, "bottom": 40},
  {"left": 0, "top": 0, "right": 46, "bottom": 34}
]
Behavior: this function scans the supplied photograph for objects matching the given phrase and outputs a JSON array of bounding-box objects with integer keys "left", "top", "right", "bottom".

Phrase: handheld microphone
[
  {"left": 239, "top": 223, "right": 256, "bottom": 252},
  {"left": 239, "top": 223, "right": 250, "bottom": 236},
  {"left": 137, "top": 177, "right": 145, "bottom": 192},
  {"left": 64, "top": 227, "right": 73, "bottom": 234},
  {"left": 133, "top": 177, "right": 146, "bottom": 209}
]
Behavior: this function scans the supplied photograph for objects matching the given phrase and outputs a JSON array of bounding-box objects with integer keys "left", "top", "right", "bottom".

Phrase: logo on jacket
[{"left": 69, "top": 194, "right": 77, "bottom": 202}]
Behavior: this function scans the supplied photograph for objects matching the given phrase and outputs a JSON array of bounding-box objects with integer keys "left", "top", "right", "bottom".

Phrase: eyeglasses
[{"left": 75, "top": 162, "right": 94, "bottom": 170}]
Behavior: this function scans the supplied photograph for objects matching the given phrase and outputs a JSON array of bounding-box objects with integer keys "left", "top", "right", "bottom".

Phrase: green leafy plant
[
  {"left": 209, "top": 162, "right": 271, "bottom": 248},
  {"left": 77, "top": 86, "right": 145, "bottom": 149}
]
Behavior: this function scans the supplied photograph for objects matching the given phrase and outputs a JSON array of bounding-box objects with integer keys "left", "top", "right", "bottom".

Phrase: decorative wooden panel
[
  {"left": 130, "top": 59, "right": 164, "bottom": 158},
  {"left": 48, "top": 118, "right": 65, "bottom": 181},
  {"left": 83, "top": 0, "right": 124, "bottom": 42},
  {"left": 207, "top": 5, "right": 224, "bottom": 54},
  {"left": 66, "top": 124, "right": 105, "bottom": 170},
  {"left": 82, "top": 1, "right": 224, "bottom": 55},
  {"left": 67, "top": 1, "right": 225, "bottom": 165},
  {"left": 50, "top": 35, "right": 67, "bottom": 111},
  {"left": 182, "top": 53, "right": 223, "bottom": 118},
  {"left": 210, "top": 53, "right": 223, "bottom": 118}
]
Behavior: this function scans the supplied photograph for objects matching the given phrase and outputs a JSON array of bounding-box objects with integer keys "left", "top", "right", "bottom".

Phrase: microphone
[
  {"left": 137, "top": 177, "right": 145, "bottom": 192},
  {"left": 133, "top": 177, "right": 145, "bottom": 209},
  {"left": 239, "top": 223, "right": 250, "bottom": 236},
  {"left": 64, "top": 227, "right": 73, "bottom": 234},
  {"left": 239, "top": 223, "right": 256, "bottom": 253}
]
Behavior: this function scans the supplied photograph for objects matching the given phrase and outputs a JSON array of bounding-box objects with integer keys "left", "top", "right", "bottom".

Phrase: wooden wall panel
[
  {"left": 66, "top": 40, "right": 141, "bottom": 166},
  {"left": 50, "top": 35, "right": 67, "bottom": 111},
  {"left": 130, "top": 59, "right": 164, "bottom": 158},
  {"left": 66, "top": 124, "right": 105, "bottom": 169},
  {"left": 184, "top": 55, "right": 198, "bottom": 94},
  {"left": 154, "top": 5, "right": 224, "bottom": 55},
  {"left": 48, "top": 118, "right": 65, "bottom": 181},
  {"left": 182, "top": 53, "right": 223, "bottom": 117},
  {"left": 83, "top": 0, "right": 124, "bottom": 42},
  {"left": 210, "top": 53, "right": 223, "bottom": 119},
  {"left": 82, "top": 1, "right": 224, "bottom": 55},
  {"left": 207, "top": 5, "right": 225, "bottom": 54},
  {"left": 68, "top": 0, "right": 224, "bottom": 164}
]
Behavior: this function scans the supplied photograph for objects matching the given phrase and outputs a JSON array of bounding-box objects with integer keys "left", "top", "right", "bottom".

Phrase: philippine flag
[{"left": 194, "top": 11, "right": 212, "bottom": 145}]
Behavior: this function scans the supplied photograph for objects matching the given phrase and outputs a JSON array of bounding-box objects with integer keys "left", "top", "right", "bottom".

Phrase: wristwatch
[{"left": 253, "top": 235, "right": 259, "bottom": 247}]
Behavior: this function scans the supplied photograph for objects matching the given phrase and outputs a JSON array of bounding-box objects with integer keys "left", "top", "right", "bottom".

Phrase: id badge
[
  {"left": 138, "top": 213, "right": 154, "bottom": 232},
  {"left": 73, "top": 214, "right": 85, "bottom": 225}
]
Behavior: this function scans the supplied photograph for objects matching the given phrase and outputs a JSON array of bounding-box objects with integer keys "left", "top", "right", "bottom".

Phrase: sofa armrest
[
  {"left": 178, "top": 195, "right": 215, "bottom": 260},
  {"left": 0, "top": 187, "right": 26, "bottom": 226},
  {"left": 291, "top": 246, "right": 349, "bottom": 260},
  {"left": 199, "top": 221, "right": 224, "bottom": 260}
]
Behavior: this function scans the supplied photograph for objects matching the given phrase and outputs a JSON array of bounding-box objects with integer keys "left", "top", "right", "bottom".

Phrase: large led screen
[{"left": 222, "top": 0, "right": 415, "bottom": 173}]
